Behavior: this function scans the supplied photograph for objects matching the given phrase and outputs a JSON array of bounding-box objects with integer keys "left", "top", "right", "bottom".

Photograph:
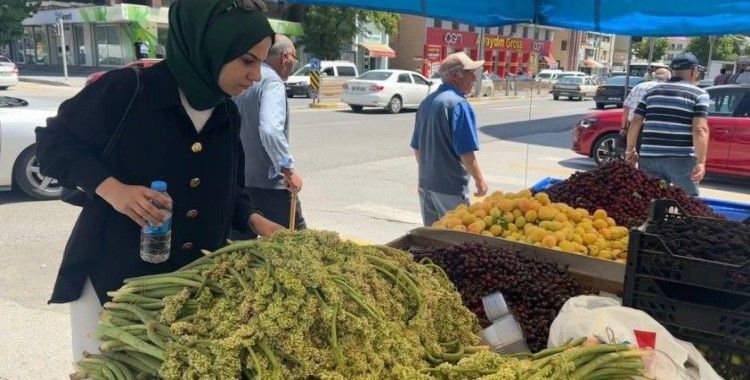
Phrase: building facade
[
  {"left": 8, "top": 0, "right": 303, "bottom": 68},
  {"left": 391, "top": 16, "right": 558, "bottom": 78},
  {"left": 665, "top": 37, "right": 689, "bottom": 62}
]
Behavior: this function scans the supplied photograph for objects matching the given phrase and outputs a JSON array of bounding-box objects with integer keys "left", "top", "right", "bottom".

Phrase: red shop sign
[{"left": 426, "top": 27, "right": 478, "bottom": 50}]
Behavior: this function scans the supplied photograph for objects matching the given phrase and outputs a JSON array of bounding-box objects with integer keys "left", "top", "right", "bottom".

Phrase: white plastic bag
[{"left": 548, "top": 295, "right": 722, "bottom": 380}]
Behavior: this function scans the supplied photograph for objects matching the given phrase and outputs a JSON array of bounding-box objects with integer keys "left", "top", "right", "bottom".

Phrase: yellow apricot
[
  {"left": 542, "top": 235, "right": 558, "bottom": 247},
  {"left": 538, "top": 206, "right": 556, "bottom": 221},
  {"left": 452, "top": 225, "right": 467, "bottom": 232},
  {"left": 582, "top": 233, "right": 598, "bottom": 245},
  {"left": 593, "top": 209, "right": 608, "bottom": 220},
  {"left": 525, "top": 210, "right": 538, "bottom": 223},
  {"left": 489, "top": 224, "right": 503, "bottom": 236}
]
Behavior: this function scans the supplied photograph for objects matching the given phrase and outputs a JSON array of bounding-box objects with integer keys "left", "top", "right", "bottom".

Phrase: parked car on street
[
  {"left": 430, "top": 72, "right": 494, "bottom": 97},
  {"left": 0, "top": 95, "right": 60, "bottom": 199},
  {"left": 549, "top": 71, "right": 587, "bottom": 84},
  {"left": 342, "top": 69, "right": 435, "bottom": 113},
  {"left": 697, "top": 78, "right": 714, "bottom": 88},
  {"left": 85, "top": 58, "right": 162, "bottom": 85},
  {"left": 551, "top": 76, "right": 598, "bottom": 101},
  {"left": 286, "top": 60, "right": 358, "bottom": 98},
  {"left": 593, "top": 76, "right": 644, "bottom": 109},
  {"left": 0, "top": 56, "right": 19, "bottom": 90},
  {"left": 535, "top": 69, "right": 562, "bottom": 83},
  {"left": 572, "top": 85, "right": 750, "bottom": 178}
]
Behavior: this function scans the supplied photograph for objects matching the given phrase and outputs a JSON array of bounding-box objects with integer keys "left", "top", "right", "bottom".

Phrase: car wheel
[
  {"left": 306, "top": 86, "right": 314, "bottom": 99},
  {"left": 12, "top": 145, "right": 62, "bottom": 200},
  {"left": 350, "top": 105, "right": 364, "bottom": 112},
  {"left": 553, "top": 94, "right": 559, "bottom": 100},
  {"left": 592, "top": 133, "right": 622, "bottom": 166},
  {"left": 578, "top": 96, "right": 584, "bottom": 101},
  {"left": 0, "top": 86, "right": 8, "bottom": 90},
  {"left": 616, "top": 103, "right": 623, "bottom": 108},
  {"left": 286, "top": 91, "right": 293, "bottom": 98},
  {"left": 596, "top": 103, "right": 605, "bottom": 109},
  {"left": 386, "top": 95, "right": 402, "bottom": 114}
]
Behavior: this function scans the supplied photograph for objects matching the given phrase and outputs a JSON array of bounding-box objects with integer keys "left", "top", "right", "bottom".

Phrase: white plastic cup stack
[
  {"left": 482, "top": 292, "right": 509, "bottom": 321},
  {"left": 480, "top": 315, "right": 530, "bottom": 354}
]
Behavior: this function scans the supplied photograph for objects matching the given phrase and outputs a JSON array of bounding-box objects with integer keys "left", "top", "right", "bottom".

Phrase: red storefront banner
[{"left": 426, "top": 27, "right": 478, "bottom": 50}]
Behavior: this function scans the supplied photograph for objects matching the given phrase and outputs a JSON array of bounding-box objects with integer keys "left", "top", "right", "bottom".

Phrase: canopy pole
[{"left": 624, "top": 37, "right": 633, "bottom": 101}]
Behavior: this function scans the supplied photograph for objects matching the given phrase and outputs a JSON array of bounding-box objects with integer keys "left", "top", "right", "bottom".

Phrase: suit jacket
[{"left": 36, "top": 61, "right": 257, "bottom": 303}]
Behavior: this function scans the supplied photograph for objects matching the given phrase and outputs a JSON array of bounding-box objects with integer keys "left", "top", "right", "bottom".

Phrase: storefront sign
[
  {"left": 483, "top": 35, "right": 551, "bottom": 56},
  {"left": 426, "top": 45, "right": 442, "bottom": 60},
  {"left": 426, "top": 27, "right": 477, "bottom": 50}
]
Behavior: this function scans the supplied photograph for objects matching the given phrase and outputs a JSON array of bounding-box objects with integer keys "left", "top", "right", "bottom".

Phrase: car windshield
[
  {"left": 604, "top": 76, "right": 643, "bottom": 86},
  {"left": 559, "top": 77, "right": 583, "bottom": 84},
  {"left": 358, "top": 71, "right": 393, "bottom": 81},
  {"left": 537, "top": 73, "right": 552, "bottom": 78},
  {"left": 0, "top": 96, "right": 29, "bottom": 107}
]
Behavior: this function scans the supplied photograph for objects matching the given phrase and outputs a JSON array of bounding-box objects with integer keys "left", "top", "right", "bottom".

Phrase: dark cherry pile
[
  {"left": 646, "top": 217, "right": 750, "bottom": 264},
  {"left": 543, "top": 161, "right": 721, "bottom": 228},
  {"left": 411, "top": 243, "right": 595, "bottom": 352}
]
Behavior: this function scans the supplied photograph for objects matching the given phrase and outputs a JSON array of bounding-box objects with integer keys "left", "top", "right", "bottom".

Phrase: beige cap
[{"left": 438, "top": 52, "right": 485, "bottom": 75}]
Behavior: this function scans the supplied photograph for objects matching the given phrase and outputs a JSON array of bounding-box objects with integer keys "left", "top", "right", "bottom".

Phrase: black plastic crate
[
  {"left": 626, "top": 199, "right": 750, "bottom": 295},
  {"left": 667, "top": 324, "right": 750, "bottom": 380},
  {"left": 623, "top": 273, "right": 750, "bottom": 347}
]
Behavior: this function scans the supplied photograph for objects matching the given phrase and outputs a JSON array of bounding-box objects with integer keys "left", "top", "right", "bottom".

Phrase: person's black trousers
[{"left": 231, "top": 187, "right": 306, "bottom": 240}]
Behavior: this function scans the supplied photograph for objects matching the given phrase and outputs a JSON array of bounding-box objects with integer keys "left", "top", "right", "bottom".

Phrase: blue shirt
[
  {"left": 410, "top": 83, "right": 480, "bottom": 196},
  {"left": 634, "top": 78, "right": 709, "bottom": 158},
  {"left": 234, "top": 63, "right": 294, "bottom": 189}
]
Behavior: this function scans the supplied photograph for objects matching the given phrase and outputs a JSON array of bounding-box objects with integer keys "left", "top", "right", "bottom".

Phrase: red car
[
  {"left": 573, "top": 85, "right": 750, "bottom": 178},
  {"left": 85, "top": 59, "right": 162, "bottom": 86}
]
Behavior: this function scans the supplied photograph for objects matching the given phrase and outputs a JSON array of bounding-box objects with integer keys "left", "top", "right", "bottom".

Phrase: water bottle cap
[{"left": 150, "top": 180, "right": 167, "bottom": 192}]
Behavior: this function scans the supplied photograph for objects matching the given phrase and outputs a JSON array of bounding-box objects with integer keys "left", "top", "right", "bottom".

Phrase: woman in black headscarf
[{"left": 35, "top": 0, "right": 282, "bottom": 360}]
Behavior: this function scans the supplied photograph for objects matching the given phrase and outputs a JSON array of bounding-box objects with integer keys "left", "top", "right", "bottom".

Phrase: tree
[
  {"left": 299, "top": 5, "right": 399, "bottom": 60},
  {"left": 686, "top": 35, "right": 743, "bottom": 65},
  {"left": 633, "top": 38, "right": 668, "bottom": 61},
  {"left": 0, "top": 0, "right": 39, "bottom": 46}
]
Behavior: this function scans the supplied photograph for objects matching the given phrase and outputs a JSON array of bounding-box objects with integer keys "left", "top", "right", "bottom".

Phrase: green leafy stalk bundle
[{"left": 71, "top": 230, "right": 483, "bottom": 379}]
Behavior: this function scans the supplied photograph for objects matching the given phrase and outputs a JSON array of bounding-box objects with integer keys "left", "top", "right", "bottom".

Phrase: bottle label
[{"left": 145, "top": 218, "right": 171, "bottom": 235}]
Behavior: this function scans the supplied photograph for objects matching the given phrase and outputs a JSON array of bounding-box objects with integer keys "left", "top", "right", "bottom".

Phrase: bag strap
[{"left": 101, "top": 66, "right": 141, "bottom": 160}]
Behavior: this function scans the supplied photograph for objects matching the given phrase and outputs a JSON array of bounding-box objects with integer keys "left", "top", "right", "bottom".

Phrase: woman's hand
[
  {"left": 248, "top": 213, "right": 285, "bottom": 237},
  {"left": 95, "top": 177, "right": 172, "bottom": 228}
]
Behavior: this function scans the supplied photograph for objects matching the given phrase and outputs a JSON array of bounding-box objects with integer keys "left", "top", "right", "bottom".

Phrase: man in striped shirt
[{"left": 625, "top": 53, "right": 710, "bottom": 196}]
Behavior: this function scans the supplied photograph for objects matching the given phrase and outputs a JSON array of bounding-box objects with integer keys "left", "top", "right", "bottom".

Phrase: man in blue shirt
[
  {"left": 411, "top": 52, "right": 488, "bottom": 226},
  {"left": 234, "top": 34, "right": 305, "bottom": 234}
]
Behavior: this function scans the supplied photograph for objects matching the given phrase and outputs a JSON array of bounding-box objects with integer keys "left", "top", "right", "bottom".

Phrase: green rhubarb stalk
[{"left": 93, "top": 324, "right": 164, "bottom": 360}]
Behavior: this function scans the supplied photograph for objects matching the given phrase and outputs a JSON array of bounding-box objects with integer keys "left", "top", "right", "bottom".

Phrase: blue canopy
[{"left": 285, "top": 0, "right": 750, "bottom": 36}]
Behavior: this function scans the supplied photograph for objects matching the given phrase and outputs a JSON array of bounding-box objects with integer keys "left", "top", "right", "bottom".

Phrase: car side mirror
[{"left": 428, "top": 81, "right": 433, "bottom": 86}]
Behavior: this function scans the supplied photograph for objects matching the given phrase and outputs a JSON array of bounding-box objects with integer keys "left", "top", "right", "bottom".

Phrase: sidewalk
[{"left": 18, "top": 65, "right": 93, "bottom": 88}]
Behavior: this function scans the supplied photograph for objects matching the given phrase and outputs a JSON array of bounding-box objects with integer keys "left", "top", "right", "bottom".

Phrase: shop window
[
  {"left": 545, "top": 30, "right": 552, "bottom": 41},
  {"left": 484, "top": 27, "right": 491, "bottom": 34},
  {"left": 95, "top": 24, "right": 124, "bottom": 66},
  {"left": 533, "top": 29, "right": 539, "bottom": 40},
  {"left": 561, "top": 40, "right": 568, "bottom": 51},
  {"left": 510, "top": 25, "right": 517, "bottom": 34},
  {"left": 469, "top": 25, "right": 475, "bottom": 32},
  {"left": 33, "top": 26, "right": 50, "bottom": 64},
  {"left": 522, "top": 26, "right": 528, "bottom": 38},
  {"left": 452, "top": 22, "right": 459, "bottom": 30},
  {"left": 434, "top": 19, "right": 442, "bottom": 28}
]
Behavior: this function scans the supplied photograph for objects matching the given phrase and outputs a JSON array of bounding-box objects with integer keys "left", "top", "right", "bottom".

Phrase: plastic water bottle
[{"left": 140, "top": 180, "right": 172, "bottom": 264}]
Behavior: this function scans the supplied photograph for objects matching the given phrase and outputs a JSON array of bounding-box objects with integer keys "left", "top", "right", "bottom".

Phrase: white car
[
  {"left": 550, "top": 76, "right": 598, "bottom": 101},
  {"left": 430, "top": 72, "right": 494, "bottom": 97},
  {"left": 0, "top": 95, "right": 60, "bottom": 199},
  {"left": 342, "top": 70, "right": 436, "bottom": 113},
  {"left": 0, "top": 56, "right": 19, "bottom": 90}
]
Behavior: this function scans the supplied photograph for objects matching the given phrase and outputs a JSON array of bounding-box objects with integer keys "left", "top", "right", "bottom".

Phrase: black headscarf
[{"left": 166, "top": 0, "right": 275, "bottom": 110}]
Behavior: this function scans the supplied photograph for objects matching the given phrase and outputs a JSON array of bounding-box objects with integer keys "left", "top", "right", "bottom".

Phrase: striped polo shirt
[{"left": 634, "top": 78, "right": 710, "bottom": 157}]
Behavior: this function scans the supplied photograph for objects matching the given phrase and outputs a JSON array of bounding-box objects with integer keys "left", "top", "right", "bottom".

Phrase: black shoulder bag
[{"left": 60, "top": 66, "right": 142, "bottom": 207}]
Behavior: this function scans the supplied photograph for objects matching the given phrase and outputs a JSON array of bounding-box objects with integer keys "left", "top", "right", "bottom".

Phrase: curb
[
  {"left": 308, "top": 102, "right": 343, "bottom": 109},
  {"left": 19, "top": 77, "right": 73, "bottom": 87}
]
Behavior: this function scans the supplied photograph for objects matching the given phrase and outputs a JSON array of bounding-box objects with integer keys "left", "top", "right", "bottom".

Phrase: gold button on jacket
[
  {"left": 189, "top": 178, "right": 201, "bottom": 187},
  {"left": 191, "top": 142, "right": 203, "bottom": 153},
  {"left": 181, "top": 242, "right": 194, "bottom": 250},
  {"left": 186, "top": 209, "right": 198, "bottom": 219}
]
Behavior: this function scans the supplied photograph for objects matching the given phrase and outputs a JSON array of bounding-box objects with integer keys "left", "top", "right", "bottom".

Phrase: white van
[
  {"left": 285, "top": 60, "right": 359, "bottom": 98},
  {"left": 535, "top": 69, "right": 562, "bottom": 83}
]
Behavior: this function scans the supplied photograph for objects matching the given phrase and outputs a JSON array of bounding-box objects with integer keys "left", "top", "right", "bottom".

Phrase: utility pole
[
  {"left": 624, "top": 37, "right": 633, "bottom": 102},
  {"left": 57, "top": 16, "right": 68, "bottom": 82},
  {"left": 473, "top": 27, "right": 485, "bottom": 98},
  {"left": 647, "top": 38, "right": 655, "bottom": 75},
  {"left": 708, "top": 35, "right": 717, "bottom": 68}
]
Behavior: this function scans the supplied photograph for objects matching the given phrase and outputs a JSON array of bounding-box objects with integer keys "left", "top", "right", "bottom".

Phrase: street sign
[{"left": 310, "top": 58, "right": 321, "bottom": 71}]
